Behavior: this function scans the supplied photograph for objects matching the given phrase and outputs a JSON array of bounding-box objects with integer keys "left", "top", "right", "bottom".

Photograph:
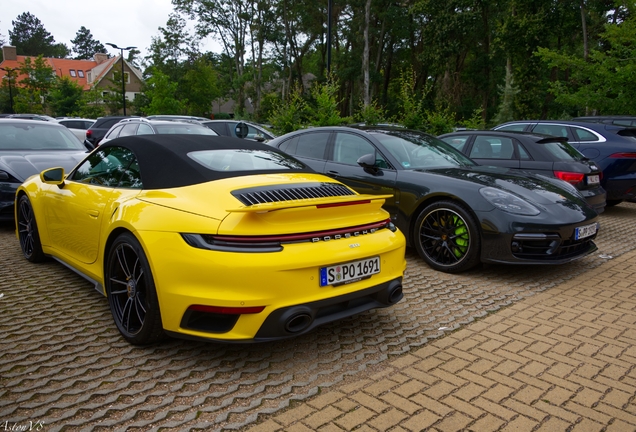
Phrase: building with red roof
[{"left": 0, "top": 45, "right": 143, "bottom": 105}]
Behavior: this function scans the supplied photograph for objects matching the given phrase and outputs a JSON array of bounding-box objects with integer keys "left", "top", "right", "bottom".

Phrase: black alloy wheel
[
  {"left": 414, "top": 200, "right": 481, "bottom": 273},
  {"left": 106, "top": 232, "right": 164, "bottom": 345},
  {"left": 17, "top": 195, "right": 46, "bottom": 263}
]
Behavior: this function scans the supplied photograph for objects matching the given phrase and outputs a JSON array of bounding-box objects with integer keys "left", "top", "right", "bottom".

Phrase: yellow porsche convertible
[{"left": 16, "top": 135, "right": 406, "bottom": 344}]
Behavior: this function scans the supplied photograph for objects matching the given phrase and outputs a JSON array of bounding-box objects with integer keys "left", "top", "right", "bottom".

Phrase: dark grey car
[
  {"left": 0, "top": 119, "right": 89, "bottom": 220},
  {"left": 438, "top": 130, "right": 607, "bottom": 214}
]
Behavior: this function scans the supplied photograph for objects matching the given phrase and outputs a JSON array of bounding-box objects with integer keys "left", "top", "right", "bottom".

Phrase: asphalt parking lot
[{"left": 1, "top": 202, "right": 636, "bottom": 431}]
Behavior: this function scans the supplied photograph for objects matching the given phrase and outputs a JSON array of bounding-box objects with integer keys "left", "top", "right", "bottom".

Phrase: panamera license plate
[
  {"left": 320, "top": 256, "right": 380, "bottom": 287},
  {"left": 575, "top": 223, "right": 597, "bottom": 240},
  {"left": 587, "top": 175, "right": 600, "bottom": 185}
]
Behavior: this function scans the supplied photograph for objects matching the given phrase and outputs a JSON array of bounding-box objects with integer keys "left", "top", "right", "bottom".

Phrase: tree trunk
[{"left": 362, "top": 0, "right": 371, "bottom": 107}]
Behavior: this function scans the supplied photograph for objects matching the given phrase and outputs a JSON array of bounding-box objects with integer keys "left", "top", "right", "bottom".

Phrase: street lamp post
[
  {"left": 0, "top": 67, "right": 15, "bottom": 114},
  {"left": 105, "top": 43, "right": 136, "bottom": 116}
]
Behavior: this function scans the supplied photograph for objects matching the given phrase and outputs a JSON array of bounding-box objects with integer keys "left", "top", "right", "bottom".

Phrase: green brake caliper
[{"left": 452, "top": 216, "right": 468, "bottom": 258}]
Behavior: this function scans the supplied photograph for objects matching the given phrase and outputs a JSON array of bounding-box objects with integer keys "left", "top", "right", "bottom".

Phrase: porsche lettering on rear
[{"left": 311, "top": 229, "right": 376, "bottom": 243}]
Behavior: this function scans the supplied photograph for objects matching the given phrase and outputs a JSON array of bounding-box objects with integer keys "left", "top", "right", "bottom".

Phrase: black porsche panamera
[{"left": 268, "top": 126, "right": 600, "bottom": 273}]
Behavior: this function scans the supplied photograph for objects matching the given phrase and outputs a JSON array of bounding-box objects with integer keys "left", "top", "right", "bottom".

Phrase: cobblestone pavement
[{"left": 1, "top": 203, "right": 635, "bottom": 432}]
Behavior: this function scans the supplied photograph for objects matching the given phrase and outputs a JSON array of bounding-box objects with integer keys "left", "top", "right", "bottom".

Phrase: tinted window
[
  {"left": 572, "top": 127, "right": 598, "bottom": 142},
  {"left": 470, "top": 136, "right": 515, "bottom": 160},
  {"left": 332, "top": 133, "right": 388, "bottom": 168},
  {"left": 153, "top": 124, "right": 216, "bottom": 135},
  {"left": 441, "top": 135, "right": 469, "bottom": 152},
  {"left": 205, "top": 123, "right": 227, "bottom": 136},
  {"left": 71, "top": 146, "right": 141, "bottom": 188},
  {"left": 137, "top": 123, "right": 154, "bottom": 135},
  {"left": 104, "top": 125, "right": 123, "bottom": 140},
  {"left": 532, "top": 124, "right": 568, "bottom": 138},
  {"left": 188, "top": 149, "right": 305, "bottom": 171},
  {"left": 542, "top": 141, "right": 585, "bottom": 161},
  {"left": 0, "top": 123, "right": 85, "bottom": 150},
  {"left": 517, "top": 144, "right": 531, "bottom": 160},
  {"left": 119, "top": 123, "right": 138, "bottom": 137},
  {"left": 296, "top": 132, "right": 330, "bottom": 159},
  {"left": 497, "top": 124, "right": 528, "bottom": 132}
]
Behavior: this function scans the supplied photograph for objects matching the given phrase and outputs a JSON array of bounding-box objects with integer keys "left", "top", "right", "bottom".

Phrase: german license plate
[
  {"left": 575, "top": 223, "right": 597, "bottom": 240},
  {"left": 320, "top": 256, "right": 380, "bottom": 287},
  {"left": 587, "top": 175, "right": 600, "bottom": 185}
]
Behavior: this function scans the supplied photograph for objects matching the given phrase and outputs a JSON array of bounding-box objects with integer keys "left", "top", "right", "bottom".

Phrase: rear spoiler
[{"left": 226, "top": 194, "right": 392, "bottom": 213}]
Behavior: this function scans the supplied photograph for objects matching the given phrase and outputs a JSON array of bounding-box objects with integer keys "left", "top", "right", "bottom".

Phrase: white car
[{"left": 57, "top": 118, "right": 96, "bottom": 141}]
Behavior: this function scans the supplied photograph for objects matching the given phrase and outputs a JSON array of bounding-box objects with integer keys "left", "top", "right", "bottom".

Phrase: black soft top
[{"left": 99, "top": 134, "right": 313, "bottom": 189}]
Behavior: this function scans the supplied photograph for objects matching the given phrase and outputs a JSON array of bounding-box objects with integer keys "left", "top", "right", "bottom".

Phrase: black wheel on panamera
[
  {"left": 17, "top": 195, "right": 46, "bottom": 263},
  {"left": 413, "top": 200, "right": 481, "bottom": 273},
  {"left": 105, "top": 232, "right": 164, "bottom": 345}
]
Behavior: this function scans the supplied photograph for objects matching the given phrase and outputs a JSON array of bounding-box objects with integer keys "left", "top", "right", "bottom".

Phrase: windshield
[
  {"left": 188, "top": 149, "right": 305, "bottom": 171},
  {"left": 153, "top": 124, "right": 217, "bottom": 135},
  {"left": 0, "top": 123, "right": 85, "bottom": 150},
  {"left": 372, "top": 131, "right": 476, "bottom": 169}
]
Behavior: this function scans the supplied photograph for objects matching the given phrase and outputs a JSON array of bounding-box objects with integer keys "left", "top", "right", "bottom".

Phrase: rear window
[
  {"left": 188, "top": 149, "right": 305, "bottom": 171},
  {"left": 542, "top": 141, "right": 585, "bottom": 161}
]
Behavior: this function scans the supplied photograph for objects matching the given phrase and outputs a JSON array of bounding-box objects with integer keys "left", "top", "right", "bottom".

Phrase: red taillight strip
[
  {"left": 188, "top": 305, "right": 265, "bottom": 314},
  {"left": 316, "top": 200, "right": 371, "bottom": 208},
  {"left": 609, "top": 152, "right": 636, "bottom": 158},
  {"left": 212, "top": 218, "right": 391, "bottom": 243}
]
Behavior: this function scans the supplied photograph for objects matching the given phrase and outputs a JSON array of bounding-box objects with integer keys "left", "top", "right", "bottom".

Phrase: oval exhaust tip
[{"left": 285, "top": 313, "right": 313, "bottom": 333}]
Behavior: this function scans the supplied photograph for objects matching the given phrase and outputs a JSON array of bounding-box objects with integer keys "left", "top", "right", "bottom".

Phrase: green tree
[
  {"left": 307, "top": 75, "right": 352, "bottom": 126},
  {"left": 268, "top": 84, "right": 306, "bottom": 134},
  {"left": 78, "top": 87, "right": 107, "bottom": 118},
  {"left": 9, "top": 12, "right": 69, "bottom": 58},
  {"left": 536, "top": 15, "right": 636, "bottom": 115},
  {"left": 71, "top": 26, "right": 107, "bottom": 60},
  {"left": 14, "top": 55, "right": 55, "bottom": 113},
  {"left": 182, "top": 58, "right": 220, "bottom": 116},
  {"left": 48, "top": 76, "right": 84, "bottom": 116},
  {"left": 143, "top": 69, "right": 186, "bottom": 115}
]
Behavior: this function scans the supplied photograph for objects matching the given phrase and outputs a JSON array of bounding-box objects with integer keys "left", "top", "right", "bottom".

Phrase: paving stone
[{"left": 3, "top": 205, "right": 636, "bottom": 431}]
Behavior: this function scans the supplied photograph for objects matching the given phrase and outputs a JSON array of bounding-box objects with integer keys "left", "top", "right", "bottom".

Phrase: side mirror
[
  {"left": 357, "top": 153, "right": 381, "bottom": 175},
  {"left": 235, "top": 122, "right": 249, "bottom": 139},
  {"left": 40, "top": 167, "right": 65, "bottom": 186},
  {"left": 84, "top": 139, "right": 95, "bottom": 151}
]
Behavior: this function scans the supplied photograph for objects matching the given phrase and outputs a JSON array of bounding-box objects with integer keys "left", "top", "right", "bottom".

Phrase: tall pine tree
[
  {"left": 71, "top": 26, "right": 107, "bottom": 60},
  {"left": 9, "top": 12, "right": 69, "bottom": 58}
]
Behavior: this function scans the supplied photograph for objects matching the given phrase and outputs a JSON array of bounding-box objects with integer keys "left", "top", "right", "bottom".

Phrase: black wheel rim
[
  {"left": 419, "top": 208, "right": 470, "bottom": 267},
  {"left": 109, "top": 243, "right": 148, "bottom": 336},
  {"left": 17, "top": 199, "right": 35, "bottom": 258}
]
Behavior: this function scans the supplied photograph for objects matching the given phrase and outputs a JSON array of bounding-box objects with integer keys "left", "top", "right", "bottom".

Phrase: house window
[
  {"left": 112, "top": 71, "right": 130, "bottom": 84},
  {"left": 78, "top": 70, "right": 85, "bottom": 78},
  {"left": 102, "top": 91, "right": 109, "bottom": 98},
  {"left": 87, "top": 71, "right": 92, "bottom": 82},
  {"left": 69, "top": 69, "right": 77, "bottom": 77}
]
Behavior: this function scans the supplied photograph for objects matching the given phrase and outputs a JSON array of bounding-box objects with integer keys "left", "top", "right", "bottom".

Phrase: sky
[{"left": 1, "top": 0, "right": 220, "bottom": 60}]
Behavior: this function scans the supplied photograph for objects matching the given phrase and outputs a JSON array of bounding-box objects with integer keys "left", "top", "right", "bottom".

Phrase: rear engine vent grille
[{"left": 232, "top": 182, "right": 355, "bottom": 206}]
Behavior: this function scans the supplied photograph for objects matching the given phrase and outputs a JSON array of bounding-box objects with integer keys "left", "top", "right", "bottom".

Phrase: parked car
[
  {"left": 57, "top": 118, "right": 96, "bottom": 141},
  {"left": 15, "top": 134, "right": 406, "bottom": 344},
  {"left": 493, "top": 120, "right": 636, "bottom": 206},
  {"left": 0, "top": 119, "right": 89, "bottom": 220},
  {"left": 99, "top": 118, "right": 218, "bottom": 145},
  {"left": 7, "top": 113, "right": 58, "bottom": 122},
  {"left": 438, "top": 130, "right": 606, "bottom": 214},
  {"left": 269, "top": 126, "right": 600, "bottom": 273},
  {"left": 85, "top": 116, "right": 139, "bottom": 146},
  {"left": 201, "top": 120, "right": 275, "bottom": 142},
  {"left": 573, "top": 116, "right": 636, "bottom": 127}
]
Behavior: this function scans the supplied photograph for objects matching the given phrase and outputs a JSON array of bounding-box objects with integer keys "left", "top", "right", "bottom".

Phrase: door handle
[
  {"left": 327, "top": 170, "right": 339, "bottom": 176},
  {"left": 88, "top": 210, "right": 99, "bottom": 218}
]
